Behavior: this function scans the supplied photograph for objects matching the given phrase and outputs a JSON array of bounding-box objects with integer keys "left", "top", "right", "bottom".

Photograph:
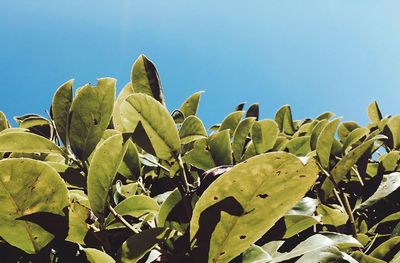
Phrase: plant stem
[
  {"left": 318, "top": 163, "right": 358, "bottom": 238},
  {"left": 174, "top": 155, "right": 192, "bottom": 219},
  {"left": 108, "top": 204, "right": 139, "bottom": 234},
  {"left": 177, "top": 155, "right": 190, "bottom": 193}
]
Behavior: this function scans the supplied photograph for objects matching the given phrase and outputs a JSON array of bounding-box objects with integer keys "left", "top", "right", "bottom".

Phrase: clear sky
[{"left": 1, "top": 1, "right": 399, "bottom": 127}]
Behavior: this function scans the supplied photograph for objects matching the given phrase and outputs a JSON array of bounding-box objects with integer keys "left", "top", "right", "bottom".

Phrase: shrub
[{"left": 0, "top": 55, "right": 399, "bottom": 263}]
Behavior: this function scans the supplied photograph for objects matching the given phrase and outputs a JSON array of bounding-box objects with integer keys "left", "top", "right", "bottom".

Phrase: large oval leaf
[
  {"left": 131, "top": 54, "right": 165, "bottom": 105},
  {"left": 0, "top": 159, "right": 69, "bottom": 253},
  {"left": 51, "top": 79, "right": 73, "bottom": 145},
  {"left": 68, "top": 78, "right": 116, "bottom": 160},
  {"left": 120, "top": 93, "right": 180, "bottom": 160},
  {"left": 0, "top": 132, "right": 64, "bottom": 155},
  {"left": 88, "top": 134, "right": 128, "bottom": 217},
  {"left": 190, "top": 152, "right": 319, "bottom": 263}
]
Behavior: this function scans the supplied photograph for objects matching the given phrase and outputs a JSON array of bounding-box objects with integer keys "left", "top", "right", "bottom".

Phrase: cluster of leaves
[{"left": 0, "top": 55, "right": 400, "bottom": 263}]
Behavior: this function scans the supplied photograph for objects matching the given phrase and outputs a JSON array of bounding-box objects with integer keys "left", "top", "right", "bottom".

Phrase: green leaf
[
  {"left": 118, "top": 140, "right": 141, "bottom": 179},
  {"left": 369, "top": 212, "right": 400, "bottom": 234},
  {"left": 352, "top": 251, "right": 386, "bottom": 263},
  {"left": 387, "top": 115, "right": 400, "bottom": 149},
  {"left": 367, "top": 101, "right": 382, "bottom": 123},
  {"left": 131, "top": 54, "right": 165, "bottom": 105},
  {"left": 342, "top": 127, "right": 369, "bottom": 152},
  {"left": 66, "top": 201, "right": 91, "bottom": 245},
  {"left": 105, "top": 195, "right": 160, "bottom": 226},
  {"left": 356, "top": 172, "right": 400, "bottom": 210},
  {"left": 378, "top": 151, "right": 400, "bottom": 172},
  {"left": 51, "top": 79, "right": 73, "bottom": 145},
  {"left": 0, "top": 111, "right": 10, "bottom": 132},
  {"left": 157, "top": 188, "right": 182, "bottom": 228},
  {"left": 113, "top": 82, "right": 134, "bottom": 132},
  {"left": 242, "top": 141, "right": 257, "bottom": 161},
  {"left": 88, "top": 134, "right": 128, "bottom": 217},
  {"left": 283, "top": 215, "right": 320, "bottom": 238},
  {"left": 338, "top": 121, "right": 360, "bottom": 142},
  {"left": 0, "top": 132, "right": 64, "bottom": 154},
  {"left": 316, "top": 112, "right": 335, "bottom": 120},
  {"left": 232, "top": 118, "right": 256, "bottom": 162},
  {"left": 84, "top": 248, "right": 116, "bottom": 263},
  {"left": 242, "top": 245, "right": 272, "bottom": 263},
  {"left": 183, "top": 138, "right": 215, "bottom": 170},
  {"left": 251, "top": 119, "right": 279, "bottom": 154},
  {"left": 179, "top": 91, "right": 203, "bottom": 117},
  {"left": 370, "top": 236, "right": 400, "bottom": 261},
  {"left": 218, "top": 111, "right": 244, "bottom": 136},
  {"left": 272, "top": 233, "right": 361, "bottom": 262},
  {"left": 190, "top": 152, "right": 319, "bottom": 263},
  {"left": 310, "top": 120, "right": 328, "bottom": 150},
  {"left": 245, "top": 103, "right": 259, "bottom": 120},
  {"left": 322, "top": 138, "right": 376, "bottom": 200},
  {"left": 120, "top": 228, "right": 179, "bottom": 263},
  {"left": 316, "top": 118, "right": 341, "bottom": 169},
  {"left": 179, "top": 115, "right": 207, "bottom": 144},
  {"left": 282, "top": 136, "right": 311, "bottom": 156},
  {"left": 0, "top": 159, "right": 69, "bottom": 254},
  {"left": 208, "top": 130, "right": 233, "bottom": 166},
  {"left": 68, "top": 78, "right": 116, "bottom": 160},
  {"left": 274, "top": 105, "right": 295, "bottom": 135},
  {"left": 121, "top": 93, "right": 180, "bottom": 160},
  {"left": 317, "top": 203, "right": 348, "bottom": 227}
]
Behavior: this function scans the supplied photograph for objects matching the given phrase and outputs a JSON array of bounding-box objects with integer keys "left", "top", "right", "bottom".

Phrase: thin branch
[{"left": 139, "top": 154, "right": 170, "bottom": 173}]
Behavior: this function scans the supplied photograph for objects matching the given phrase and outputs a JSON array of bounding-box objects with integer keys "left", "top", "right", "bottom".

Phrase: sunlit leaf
[
  {"left": 0, "top": 159, "right": 68, "bottom": 253},
  {"left": 68, "top": 78, "right": 116, "bottom": 160},
  {"left": 190, "top": 152, "right": 319, "bottom": 263}
]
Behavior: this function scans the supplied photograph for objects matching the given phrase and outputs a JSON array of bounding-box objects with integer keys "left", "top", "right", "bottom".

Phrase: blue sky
[{"left": 1, "top": 1, "right": 399, "bottom": 127}]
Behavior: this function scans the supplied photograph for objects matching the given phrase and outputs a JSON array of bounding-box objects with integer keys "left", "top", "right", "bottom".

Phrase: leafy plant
[{"left": 0, "top": 54, "right": 400, "bottom": 263}]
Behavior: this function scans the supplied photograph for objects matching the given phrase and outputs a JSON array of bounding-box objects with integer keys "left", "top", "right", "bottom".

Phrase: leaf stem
[
  {"left": 177, "top": 155, "right": 190, "bottom": 193},
  {"left": 108, "top": 204, "right": 139, "bottom": 234},
  {"left": 318, "top": 163, "right": 357, "bottom": 238},
  {"left": 139, "top": 154, "right": 170, "bottom": 172}
]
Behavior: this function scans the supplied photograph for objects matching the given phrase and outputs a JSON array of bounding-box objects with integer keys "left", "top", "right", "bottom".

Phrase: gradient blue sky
[{"left": 1, "top": 1, "right": 399, "bottom": 126}]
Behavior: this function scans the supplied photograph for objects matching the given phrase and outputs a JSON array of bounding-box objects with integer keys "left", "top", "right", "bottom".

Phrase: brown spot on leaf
[
  {"left": 257, "top": 193, "right": 268, "bottom": 199},
  {"left": 214, "top": 196, "right": 218, "bottom": 200},
  {"left": 240, "top": 235, "right": 246, "bottom": 239}
]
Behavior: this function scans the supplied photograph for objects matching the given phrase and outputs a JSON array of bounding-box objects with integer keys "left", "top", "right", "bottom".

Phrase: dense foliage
[{"left": 0, "top": 55, "right": 400, "bottom": 263}]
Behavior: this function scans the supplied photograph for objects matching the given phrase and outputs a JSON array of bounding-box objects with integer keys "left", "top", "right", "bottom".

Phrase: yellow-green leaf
[
  {"left": 68, "top": 78, "right": 116, "bottom": 160},
  {"left": 0, "top": 159, "right": 69, "bottom": 254},
  {"left": 190, "top": 152, "right": 319, "bottom": 263},
  {"left": 179, "top": 115, "right": 207, "bottom": 144},
  {"left": 51, "top": 79, "right": 73, "bottom": 145},
  {"left": 88, "top": 134, "right": 128, "bottom": 217},
  {"left": 131, "top": 54, "right": 165, "bottom": 105},
  {"left": 121, "top": 94, "right": 180, "bottom": 160},
  {"left": 0, "top": 132, "right": 64, "bottom": 155},
  {"left": 316, "top": 118, "right": 341, "bottom": 169}
]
